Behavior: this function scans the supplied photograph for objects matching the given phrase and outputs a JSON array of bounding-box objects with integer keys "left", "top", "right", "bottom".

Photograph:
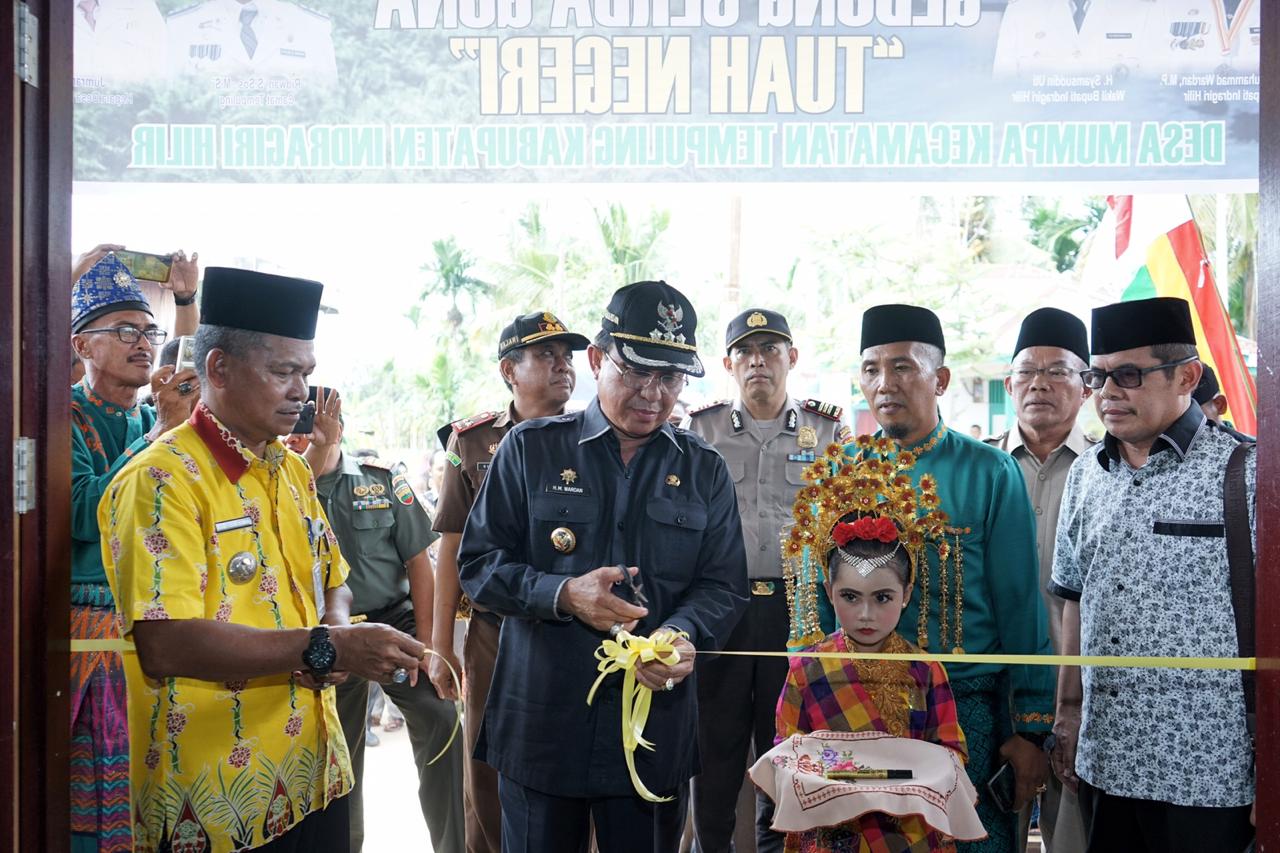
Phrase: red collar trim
[{"left": 190, "top": 403, "right": 252, "bottom": 484}]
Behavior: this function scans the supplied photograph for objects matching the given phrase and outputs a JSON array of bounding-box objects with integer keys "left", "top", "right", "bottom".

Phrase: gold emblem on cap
[
  {"left": 353, "top": 485, "right": 370, "bottom": 497},
  {"left": 798, "top": 426, "right": 818, "bottom": 449},
  {"left": 561, "top": 469, "right": 578, "bottom": 485},
  {"left": 746, "top": 311, "right": 768, "bottom": 328},
  {"left": 550, "top": 527, "right": 576, "bottom": 554},
  {"left": 666, "top": 474, "right": 681, "bottom": 487},
  {"left": 369, "top": 484, "right": 386, "bottom": 496}
]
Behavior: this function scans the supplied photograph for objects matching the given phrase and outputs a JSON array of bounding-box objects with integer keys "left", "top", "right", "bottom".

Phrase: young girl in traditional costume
[{"left": 762, "top": 438, "right": 981, "bottom": 853}]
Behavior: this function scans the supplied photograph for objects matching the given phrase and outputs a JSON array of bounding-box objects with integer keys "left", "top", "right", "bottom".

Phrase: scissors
[{"left": 614, "top": 564, "right": 649, "bottom": 608}]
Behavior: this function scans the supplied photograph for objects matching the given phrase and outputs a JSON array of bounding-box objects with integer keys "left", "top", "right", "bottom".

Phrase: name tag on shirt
[
  {"left": 214, "top": 516, "right": 253, "bottom": 533},
  {"left": 546, "top": 483, "right": 590, "bottom": 496}
]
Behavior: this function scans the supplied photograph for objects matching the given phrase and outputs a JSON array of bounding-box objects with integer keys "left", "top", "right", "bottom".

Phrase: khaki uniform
[
  {"left": 986, "top": 424, "right": 1095, "bottom": 853},
  {"left": 433, "top": 404, "right": 519, "bottom": 853},
  {"left": 993, "top": 0, "right": 1163, "bottom": 79},
  {"left": 685, "top": 397, "right": 849, "bottom": 853},
  {"left": 317, "top": 453, "right": 463, "bottom": 853}
]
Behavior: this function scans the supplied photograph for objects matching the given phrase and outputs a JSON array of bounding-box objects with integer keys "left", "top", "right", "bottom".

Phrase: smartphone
[
  {"left": 175, "top": 336, "right": 197, "bottom": 372},
  {"left": 985, "top": 762, "right": 1016, "bottom": 813},
  {"left": 113, "top": 250, "right": 173, "bottom": 282}
]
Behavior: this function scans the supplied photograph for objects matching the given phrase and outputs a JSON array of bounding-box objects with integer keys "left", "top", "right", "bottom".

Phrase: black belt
[{"left": 354, "top": 594, "right": 411, "bottom": 624}]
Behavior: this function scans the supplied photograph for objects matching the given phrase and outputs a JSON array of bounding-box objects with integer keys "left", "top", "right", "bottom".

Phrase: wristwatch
[
  {"left": 173, "top": 291, "right": 197, "bottom": 306},
  {"left": 301, "top": 626, "right": 337, "bottom": 676}
]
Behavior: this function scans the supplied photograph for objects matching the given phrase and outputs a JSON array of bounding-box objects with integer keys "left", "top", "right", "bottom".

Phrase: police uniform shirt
[
  {"left": 432, "top": 404, "right": 518, "bottom": 535},
  {"left": 457, "top": 399, "right": 749, "bottom": 798},
  {"left": 74, "top": 0, "right": 167, "bottom": 84},
  {"left": 314, "top": 452, "right": 437, "bottom": 614},
  {"left": 1155, "top": 0, "right": 1260, "bottom": 74},
  {"left": 166, "top": 0, "right": 337, "bottom": 82},
  {"left": 685, "top": 398, "right": 849, "bottom": 580},
  {"left": 992, "top": 0, "right": 1161, "bottom": 78}
]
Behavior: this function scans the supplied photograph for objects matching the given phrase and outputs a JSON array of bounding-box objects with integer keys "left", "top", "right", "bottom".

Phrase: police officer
[
  {"left": 166, "top": 0, "right": 337, "bottom": 83},
  {"left": 458, "top": 280, "right": 749, "bottom": 851},
  {"left": 428, "top": 311, "right": 589, "bottom": 853},
  {"left": 292, "top": 390, "right": 463, "bottom": 853},
  {"left": 686, "top": 308, "right": 849, "bottom": 853},
  {"left": 992, "top": 0, "right": 1162, "bottom": 79}
]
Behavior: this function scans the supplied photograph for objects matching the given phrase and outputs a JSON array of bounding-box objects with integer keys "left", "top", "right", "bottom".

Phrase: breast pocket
[
  {"left": 530, "top": 494, "right": 600, "bottom": 573},
  {"left": 1152, "top": 519, "right": 1226, "bottom": 538},
  {"left": 645, "top": 499, "right": 709, "bottom": 578},
  {"left": 349, "top": 509, "right": 395, "bottom": 557}
]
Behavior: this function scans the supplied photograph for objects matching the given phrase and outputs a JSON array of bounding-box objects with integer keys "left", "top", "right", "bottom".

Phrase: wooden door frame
[{"left": 2, "top": 1, "right": 73, "bottom": 851}]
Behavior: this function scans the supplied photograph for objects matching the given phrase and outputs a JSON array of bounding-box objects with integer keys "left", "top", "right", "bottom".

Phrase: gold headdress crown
[{"left": 782, "top": 435, "right": 950, "bottom": 648}]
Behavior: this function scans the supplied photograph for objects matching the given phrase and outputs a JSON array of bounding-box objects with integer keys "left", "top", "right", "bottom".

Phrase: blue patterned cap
[{"left": 72, "top": 253, "right": 152, "bottom": 332}]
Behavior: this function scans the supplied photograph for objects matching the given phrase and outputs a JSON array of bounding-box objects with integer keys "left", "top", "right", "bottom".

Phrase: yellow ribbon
[
  {"left": 586, "top": 628, "right": 686, "bottom": 803},
  {"left": 68, "top": 641, "right": 464, "bottom": 766}
]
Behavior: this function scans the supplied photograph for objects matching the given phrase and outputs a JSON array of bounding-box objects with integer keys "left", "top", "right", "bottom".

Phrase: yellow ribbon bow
[{"left": 586, "top": 628, "right": 687, "bottom": 803}]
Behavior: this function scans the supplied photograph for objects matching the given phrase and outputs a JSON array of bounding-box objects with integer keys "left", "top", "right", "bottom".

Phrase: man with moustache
[
  {"left": 427, "top": 311, "right": 589, "bottom": 853},
  {"left": 986, "top": 308, "right": 1093, "bottom": 853},
  {"left": 459, "top": 281, "right": 749, "bottom": 850},
  {"left": 100, "top": 268, "right": 429, "bottom": 853},
  {"left": 686, "top": 308, "right": 850, "bottom": 853},
  {"left": 1050, "top": 298, "right": 1255, "bottom": 853},
  {"left": 858, "top": 303, "right": 1053, "bottom": 853},
  {"left": 70, "top": 253, "right": 200, "bottom": 853}
]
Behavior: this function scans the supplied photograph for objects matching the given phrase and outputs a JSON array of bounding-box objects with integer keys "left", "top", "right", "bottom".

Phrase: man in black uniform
[{"left": 459, "top": 281, "right": 749, "bottom": 851}]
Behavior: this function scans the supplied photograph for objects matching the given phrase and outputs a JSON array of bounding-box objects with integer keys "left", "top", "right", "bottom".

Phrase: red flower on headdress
[{"left": 832, "top": 516, "right": 899, "bottom": 546}]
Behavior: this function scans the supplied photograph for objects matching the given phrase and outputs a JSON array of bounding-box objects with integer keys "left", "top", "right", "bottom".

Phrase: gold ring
[{"left": 418, "top": 647, "right": 429, "bottom": 661}]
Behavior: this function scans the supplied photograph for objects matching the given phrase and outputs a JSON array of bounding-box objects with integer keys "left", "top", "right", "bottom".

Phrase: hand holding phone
[{"left": 986, "top": 762, "right": 1016, "bottom": 813}]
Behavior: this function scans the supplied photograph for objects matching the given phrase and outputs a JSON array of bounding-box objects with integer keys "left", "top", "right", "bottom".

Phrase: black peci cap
[
  {"left": 1090, "top": 297, "right": 1195, "bottom": 356},
  {"left": 1013, "top": 307, "right": 1090, "bottom": 365},
  {"left": 200, "top": 267, "right": 324, "bottom": 341},
  {"left": 860, "top": 304, "right": 946, "bottom": 355}
]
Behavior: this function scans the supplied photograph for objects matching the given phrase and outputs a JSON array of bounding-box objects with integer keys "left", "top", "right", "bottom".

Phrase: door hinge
[
  {"left": 14, "top": 437, "right": 35, "bottom": 515},
  {"left": 14, "top": 1, "right": 38, "bottom": 87}
]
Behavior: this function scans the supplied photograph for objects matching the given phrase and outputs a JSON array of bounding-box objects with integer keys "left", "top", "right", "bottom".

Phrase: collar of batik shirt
[{"left": 189, "top": 402, "right": 286, "bottom": 484}]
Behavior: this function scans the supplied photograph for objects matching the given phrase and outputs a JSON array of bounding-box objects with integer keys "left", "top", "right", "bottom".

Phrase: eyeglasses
[
  {"left": 604, "top": 350, "right": 686, "bottom": 394},
  {"left": 1080, "top": 356, "right": 1197, "bottom": 390},
  {"left": 1008, "top": 366, "right": 1080, "bottom": 384},
  {"left": 729, "top": 342, "right": 786, "bottom": 363},
  {"left": 77, "top": 325, "right": 168, "bottom": 345}
]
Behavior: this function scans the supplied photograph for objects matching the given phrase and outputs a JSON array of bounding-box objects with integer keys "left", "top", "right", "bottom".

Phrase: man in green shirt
[
  {"left": 69, "top": 253, "right": 199, "bottom": 853},
  {"left": 858, "top": 303, "right": 1054, "bottom": 853},
  {"left": 291, "top": 392, "right": 462, "bottom": 853}
]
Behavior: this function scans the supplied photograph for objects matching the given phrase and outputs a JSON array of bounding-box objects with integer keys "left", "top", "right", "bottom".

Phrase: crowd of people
[{"left": 68, "top": 247, "right": 1256, "bottom": 853}]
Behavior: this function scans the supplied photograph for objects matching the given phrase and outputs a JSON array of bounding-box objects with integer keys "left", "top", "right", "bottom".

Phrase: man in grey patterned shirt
[{"left": 1048, "top": 297, "right": 1255, "bottom": 853}]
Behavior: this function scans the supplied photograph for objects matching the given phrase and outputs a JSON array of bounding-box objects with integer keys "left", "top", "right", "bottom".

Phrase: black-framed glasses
[
  {"left": 77, "top": 325, "right": 168, "bottom": 345},
  {"left": 604, "top": 350, "right": 686, "bottom": 394},
  {"left": 1008, "top": 366, "right": 1080, "bottom": 384},
  {"left": 1080, "top": 356, "right": 1197, "bottom": 390}
]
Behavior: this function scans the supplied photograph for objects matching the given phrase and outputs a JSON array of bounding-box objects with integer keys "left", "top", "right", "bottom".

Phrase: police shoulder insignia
[
  {"left": 390, "top": 462, "right": 415, "bottom": 506},
  {"left": 454, "top": 411, "right": 501, "bottom": 435},
  {"left": 357, "top": 456, "right": 393, "bottom": 470},
  {"left": 803, "top": 399, "right": 844, "bottom": 422},
  {"left": 689, "top": 399, "right": 730, "bottom": 416}
]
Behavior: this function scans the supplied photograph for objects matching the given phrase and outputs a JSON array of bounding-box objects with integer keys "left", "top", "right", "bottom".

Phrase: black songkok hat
[
  {"left": 1090, "top": 297, "right": 1195, "bottom": 356},
  {"left": 497, "top": 311, "right": 590, "bottom": 358},
  {"left": 1013, "top": 307, "right": 1090, "bottom": 365},
  {"left": 200, "top": 267, "right": 324, "bottom": 341},
  {"left": 725, "top": 308, "right": 792, "bottom": 353},
  {"left": 1193, "top": 364, "right": 1221, "bottom": 406},
  {"left": 860, "top": 304, "right": 946, "bottom": 355},
  {"left": 601, "top": 280, "right": 704, "bottom": 377}
]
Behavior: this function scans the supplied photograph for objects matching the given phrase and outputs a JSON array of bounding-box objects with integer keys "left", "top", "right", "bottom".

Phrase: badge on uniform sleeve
[
  {"left": 446, "top": 451, "right": 462, "bottom": 467},
  {"left": 353, "top": 485, "right": 370, "bottom": 497},
  {"left": 551, "top": 527, "right": 576, "bottom": 554},
  {"left": 797, "top": 426, "right": 818, "bottom": 449},
  {"left": 227, "top": 551, "right": 259, "bottom": 584},
  {"left": 390, "top": 463, "right": 415, "bottom": 506}
]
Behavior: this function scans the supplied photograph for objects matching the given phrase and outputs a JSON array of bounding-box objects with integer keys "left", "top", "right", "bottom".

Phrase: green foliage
[{"left": 1022, "top": 196, "right": 1106, "bottom": 272}]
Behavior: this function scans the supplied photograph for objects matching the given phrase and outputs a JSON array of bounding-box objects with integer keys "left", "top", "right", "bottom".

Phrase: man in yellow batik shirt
[{"left": 101, "top": 268, "right": 430, "bottom": 853}]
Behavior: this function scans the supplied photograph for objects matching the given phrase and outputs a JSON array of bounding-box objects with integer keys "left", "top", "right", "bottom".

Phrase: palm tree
[
  {"left": 1022, "top": 196, "right": 1106, "bottom": 272},
  {"left": 415, "top": 237, "right": 491, "bottom": 329},
  {"left": 594, "top": 203, "right": 670, "bottom": 285}
]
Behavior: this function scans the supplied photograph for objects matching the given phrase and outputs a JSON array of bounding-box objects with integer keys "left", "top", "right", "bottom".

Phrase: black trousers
[
  {"left": 498, "top": 775, "right": 688, "bottom": 853},
  {"left": 692, "top": 587, "right": 789, "bottom": 853},
  {"left": 1078, "top": 780, "right": 1253, "bottom": 853},
  {"left": 255, "top": 796, "right": 350, "bottom": 853}
]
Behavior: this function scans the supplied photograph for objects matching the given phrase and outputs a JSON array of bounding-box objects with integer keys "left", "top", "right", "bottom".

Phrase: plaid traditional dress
[
  {"left": 71, "top": 381, "right": 156, "bottom": 853},
  {"left": 775, "top": 630, "right": 969, "bottom": 853}
]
